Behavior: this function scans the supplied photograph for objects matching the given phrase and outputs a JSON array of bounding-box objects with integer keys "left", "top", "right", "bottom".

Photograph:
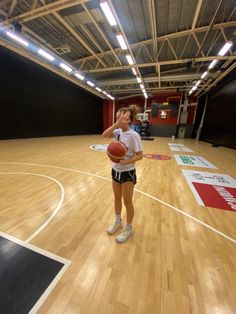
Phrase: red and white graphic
[
  {"left": 160, "top": 110, "right": 167, "bottom": 119},
  {"left": 193, "top": 183, "right": 236, "bottom": 211},
  {"left": 182, "top": 170, "right": 236, "bottom": 212}
]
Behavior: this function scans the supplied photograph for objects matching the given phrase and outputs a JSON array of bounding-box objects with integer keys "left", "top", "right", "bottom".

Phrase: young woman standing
[{"left": 102, "top": 105, "right": 143, "bottom": 243}]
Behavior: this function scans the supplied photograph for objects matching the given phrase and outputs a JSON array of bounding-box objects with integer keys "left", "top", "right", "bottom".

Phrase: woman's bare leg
[
  {"left": 112, "top": 180, "right": 122, "bottom": 215},
  {"left": 122, "top": 182, "right": 135, "bottom": 224}
]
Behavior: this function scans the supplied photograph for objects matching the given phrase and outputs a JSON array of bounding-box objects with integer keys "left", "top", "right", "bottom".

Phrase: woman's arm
[
  {"left": 102, "top": 122, "right": 118, "bottom": 138},
  {"left": 102, "top": 112, "right": 130, "bottom": 138},
  {"left": 120, "top": 151, "right": 143, "bottom": 164}
]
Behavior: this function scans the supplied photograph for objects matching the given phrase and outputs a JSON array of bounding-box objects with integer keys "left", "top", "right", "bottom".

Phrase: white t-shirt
[{"left": 112, "top": 128, "right": 143, "bottom": 172}]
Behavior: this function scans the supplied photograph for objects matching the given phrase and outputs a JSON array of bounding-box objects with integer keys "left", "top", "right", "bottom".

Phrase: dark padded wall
[
  {"left": 0, "top": 46, "right": 103, "bottom": 139},
  {"left": 197, "top": 68, "right": 236, "bottom": 149}
]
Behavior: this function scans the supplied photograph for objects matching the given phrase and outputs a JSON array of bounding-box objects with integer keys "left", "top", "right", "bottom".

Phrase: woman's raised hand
[{"left": 117, "top": 111, "right": 130, "bottom": 128}]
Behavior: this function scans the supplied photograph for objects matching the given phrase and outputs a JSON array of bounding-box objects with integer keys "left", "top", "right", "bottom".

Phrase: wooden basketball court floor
[{"left": 0, "top": 135, "right": 236, "bottom": 314}]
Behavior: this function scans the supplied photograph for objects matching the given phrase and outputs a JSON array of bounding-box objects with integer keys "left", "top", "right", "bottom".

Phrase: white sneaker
[
  {"left": 116, "top": 228, "right": 133, "bottom": 243},
  {"left": 107, "top": 221, "right": 123, "bottom": 235}
]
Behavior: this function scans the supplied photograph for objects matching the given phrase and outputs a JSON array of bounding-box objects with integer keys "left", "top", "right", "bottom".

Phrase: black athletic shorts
[{"left": 112, "top": 168, "right": 137, "bottom": 184}]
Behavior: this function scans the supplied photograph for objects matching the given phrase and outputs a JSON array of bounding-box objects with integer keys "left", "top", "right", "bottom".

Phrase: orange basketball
[{"left": 107, "top": 141, "right": 126, "bottom": 161}]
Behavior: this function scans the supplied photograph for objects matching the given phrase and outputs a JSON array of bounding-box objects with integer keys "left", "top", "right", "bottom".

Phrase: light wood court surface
[{"left": 0, "top": 135, "right": 236, "bottom": 314}]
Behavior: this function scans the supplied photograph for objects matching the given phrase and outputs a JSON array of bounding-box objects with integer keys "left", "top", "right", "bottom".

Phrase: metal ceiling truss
[
  {"left": 106, "top": 0, "right": 144, "bottom": 90},
  {"left": 84, "top": 55, "right": 236, "bottom": 73},
  {"left": 81, "top": 2, "right": 122, "bottom": 66},
  {"left": 192, "top": 0, "right": 203, "bottom": 29},
  {"left": 1, "top": 0, "right": 90, "bottom": 24},
  {"left": 105, "top": 84, "right": 207, "bottom": 94},
  {"left": 0, "top": 0, "right": 235, "bottom": 99},
  {"left": 196, "top": 62, "right": 236, "bottom": 97},
  {"left": 147, "top": 0, "right": 158, "bottom": 78},
  {"left": 194, "top": 0, "right": 223, "bottom": 59},
  {"left": 73, "top": 21, "right": 236, "bottom": 64},
  {"left": 194, "top": 5, "right": 236, "bottom": 95},
  {"left": 99, "top": 73, "right": 209, "bottom": 86}
]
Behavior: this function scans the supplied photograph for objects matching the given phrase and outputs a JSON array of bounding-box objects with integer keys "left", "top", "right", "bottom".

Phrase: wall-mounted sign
[{"left": 160, "top": 110, "right": 167, "bottom": 119}]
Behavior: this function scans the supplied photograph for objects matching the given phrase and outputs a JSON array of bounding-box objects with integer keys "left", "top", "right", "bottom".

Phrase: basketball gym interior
[{"left": 0, "top": 1, "right": 236, "bottom": 313}]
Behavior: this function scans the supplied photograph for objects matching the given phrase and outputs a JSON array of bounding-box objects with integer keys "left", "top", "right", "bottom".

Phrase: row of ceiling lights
[
  {"left": 100, "top": 1, "right": 148, "bottom": 99},
  {"left": 189, "top": 42, "right": 233, "bottom": 95},
  {"left": 3, "top": 3, "right": 233, "bottom": 100},
  {"left": 4, "top": 30, "right": 115, "bottom": 100}
]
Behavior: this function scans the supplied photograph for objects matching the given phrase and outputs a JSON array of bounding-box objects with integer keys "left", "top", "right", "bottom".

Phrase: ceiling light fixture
[
  {"left": 208, "top": 59, "right": 218, "bottom": 69},
  {"left": 116, "top": 33, "right": 127, "bottom": 50},
  {"left": 195, "top": 80, "right": 201, "bottom": 86},
  {"left": 37, "top": 49, "right": 55, "bottom": 61},
  {"left": 107, "top": 94, "right": 114, "bottom": 100},
  {"left": 6, "top": 31, "right": 29, "bottom": 47},
  {"left": 218, "top": 42, "right": 233, "bottom": 56},
  {"left": 126, "top": 54, "right": 134, "bottom": 65},
  {"left": 132, "top": 68, "right": 137, "bottom": 75},
  {"left": 74, "top": 73, "right": 85, "bottom": 80},
  {"left": 201, "top": 71, "right": 208, "bottom": 79},
  {"left": 87, "top": 81, "right": 95, "bottom": 87},
  {"left": 59, "top": 63, "right": 73, "bottom": 72},
  {"left": 100, "top": 1, "right": 117, "bottom": 26}
]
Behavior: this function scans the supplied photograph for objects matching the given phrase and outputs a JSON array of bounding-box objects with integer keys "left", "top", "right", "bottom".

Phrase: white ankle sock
[
  {"left": 115, "top": 215, "right": 121, "bottom": 223},
  {"left": 126, "top": 223, "right": 132, "bottom": 230}
]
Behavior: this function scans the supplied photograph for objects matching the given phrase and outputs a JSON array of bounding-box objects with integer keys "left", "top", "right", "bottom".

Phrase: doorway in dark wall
[
  {"left": 194, "top": 68, "right": 236, "bottom": 149},
  {"left": 0, "top": 46, "right": 103, "bottom": 139}
]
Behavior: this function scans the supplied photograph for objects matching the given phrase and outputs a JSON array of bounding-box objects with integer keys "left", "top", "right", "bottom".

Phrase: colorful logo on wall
[
  {"left": 182, "top": 170, "right": 236, "bottom": 212},
  {"left": 160, "top": 110, "right": 168, "bottom": 119},
  {"left": 90, "top": 144, "right": 108, "bottom": 151},
  {"left": 144, "top": 154, "right": 171, "bottom": 160}
]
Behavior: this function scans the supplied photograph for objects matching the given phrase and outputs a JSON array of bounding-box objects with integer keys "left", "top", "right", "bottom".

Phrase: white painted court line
[
  {"left": 0, "top": 172, "right": 65, "bottom": 243},
  {"left": 0, "top": 161, "right": 235, "bottom": 245},
  {"left": 135, "top": 189, "right": 236, "bottom": 244},
  {"left": 0, "top": 231, "right": 71, "bottom": 267},
  {"left": 89, "top": 144, "right": 108, "bottom": 151},
  {"left": 0, "top": 231, "right": 71, "bottom": 314}
]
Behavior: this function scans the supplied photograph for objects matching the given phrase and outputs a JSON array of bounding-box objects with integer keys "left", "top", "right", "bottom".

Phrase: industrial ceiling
[{"left": 0, "top": 0, "right": 235, "bottom": 100}]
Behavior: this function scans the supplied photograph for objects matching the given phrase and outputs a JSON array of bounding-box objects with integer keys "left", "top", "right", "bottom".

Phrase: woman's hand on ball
[{"left": 109, "top": 156, "right": 120, "bottom": 163}]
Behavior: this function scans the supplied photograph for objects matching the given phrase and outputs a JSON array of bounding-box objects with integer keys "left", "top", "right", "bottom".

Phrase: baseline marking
[{"left": 0, "top": 162, "right": 235, "bottom": 244}]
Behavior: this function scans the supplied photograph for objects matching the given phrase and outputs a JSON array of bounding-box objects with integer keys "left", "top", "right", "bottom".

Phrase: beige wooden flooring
[{"left": 0, "top": 135, "right": 236, "bottom": 314}]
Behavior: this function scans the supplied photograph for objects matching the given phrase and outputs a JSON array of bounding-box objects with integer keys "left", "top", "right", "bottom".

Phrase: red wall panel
[{"left": 103, "top": 93, "right": 197, "bottom": 130}]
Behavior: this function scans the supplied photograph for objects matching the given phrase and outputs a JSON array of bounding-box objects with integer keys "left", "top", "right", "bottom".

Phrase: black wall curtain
[
  {"left": 0, "top": 46, "right": 103, "bottom": 139},
  {"left": 195, "top": 68, "right": 236, "bottom": 149}
]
